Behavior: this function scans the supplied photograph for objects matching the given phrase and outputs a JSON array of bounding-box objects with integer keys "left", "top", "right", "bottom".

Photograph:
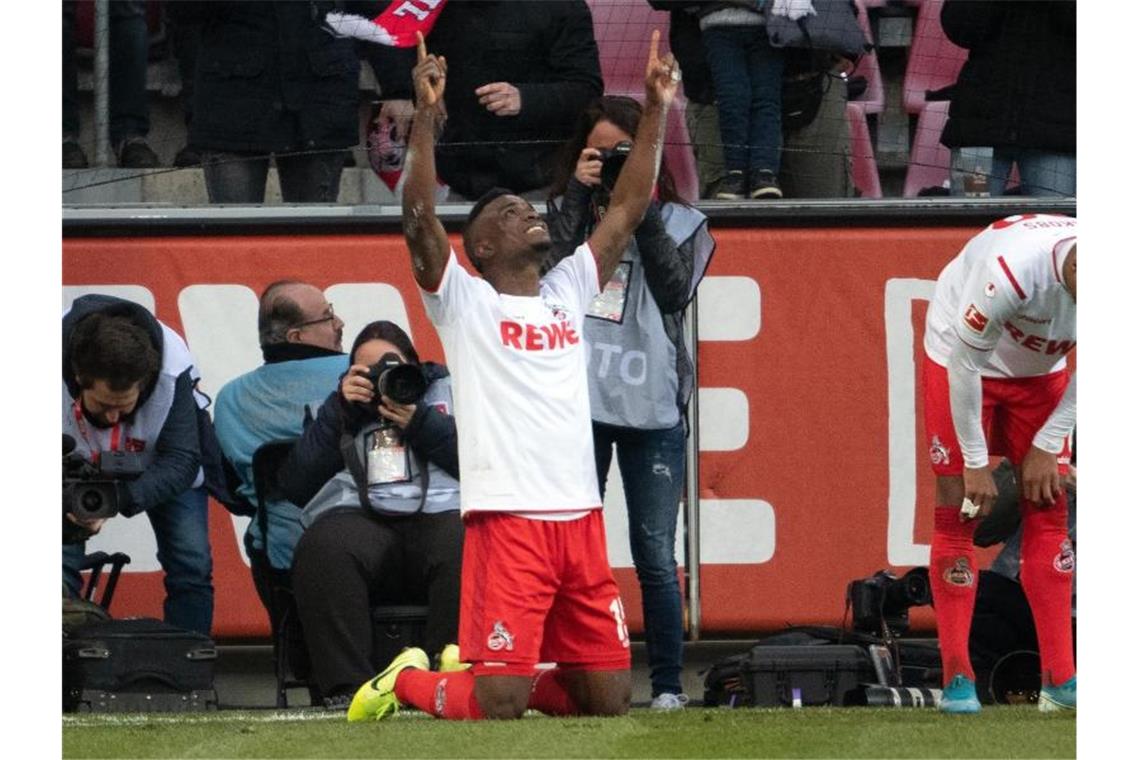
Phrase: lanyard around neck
[{"left": 72, "top": 399, "right": 121, "bottom": 461}]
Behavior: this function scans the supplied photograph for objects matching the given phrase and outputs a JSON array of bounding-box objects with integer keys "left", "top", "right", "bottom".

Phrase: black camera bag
[
  {"left": 63, "top": 618, "right": 218, "bottom": 712},
  {"left": 705, "top": 642, "right": 876, "bottom": 707}
]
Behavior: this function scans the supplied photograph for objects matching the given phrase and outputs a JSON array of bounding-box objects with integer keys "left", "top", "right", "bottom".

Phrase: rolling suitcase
[{"left": 63, "top": 618, "right": 218, "bottom": 712}]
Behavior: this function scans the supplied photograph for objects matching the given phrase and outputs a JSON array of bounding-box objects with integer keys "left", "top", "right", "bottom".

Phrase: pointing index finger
[
  {"left": 649, "top": 29, "right": 660, "bottom": 64},
  {"left": 416, "top": 31, "right": 427, "bottom": 62}
]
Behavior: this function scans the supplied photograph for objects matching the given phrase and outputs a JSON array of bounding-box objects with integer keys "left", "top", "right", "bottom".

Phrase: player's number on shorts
[{"left": 609, "top": 598, "right": 630, "bottom": 647}]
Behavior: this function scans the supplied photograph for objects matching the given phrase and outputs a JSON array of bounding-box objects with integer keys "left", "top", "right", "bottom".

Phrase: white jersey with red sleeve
[
  {"left": 419, "top": 243, "right": 603, "bottom": 515},
  {"left": 924, "top": 214, "right": 1077, "bottom": 379}
]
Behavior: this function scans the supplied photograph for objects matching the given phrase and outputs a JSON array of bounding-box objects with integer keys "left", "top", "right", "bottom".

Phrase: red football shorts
[
  {"left": 922, "top": 354, "right": 1071, "bottom": 476},
  {"left": 458, "top": 509, "right": 632, "bottom": 677}
]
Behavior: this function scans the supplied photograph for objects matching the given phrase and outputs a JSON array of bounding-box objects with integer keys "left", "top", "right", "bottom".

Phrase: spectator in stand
[
  {"left": 940, "top": 0, "right": 1076, "bottom": 197},
  {"left": 277, "top": 321, "right": 464, "bottom": 709},
  {"left": 699, "top": 1, "right": 785, "bottom": 200},
  {"left": 169, "top": 2, "right": 361, "bottom": 203},
  {"left": 778, "top": 48, "right": 853, "bottom": 199},
  {"left": 164, "top": 6, "right": 202, "bottom": 168},
  {"left": 545, "top": 95, "right": 715, "bottom": 710},
  {"left": 655, "top": 2, "right": 853, "bottom": 199},
  {"left": 62, "top": 1, "right": 160, "bottom": 169},
  {"left": 388, "top": 1, "right": 602, "bottom": 201},
  {"left": 213, "top": 281, "right": 348, "bottom": 623}
]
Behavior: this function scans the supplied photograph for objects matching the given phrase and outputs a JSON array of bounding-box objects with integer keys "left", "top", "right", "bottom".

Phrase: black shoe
[
  {"left": 117, "top": 137, "right": 160, "bottom": 168},
  {"left": 173, "top": 144, "right": 201, "bottom": 168},
  {"left": 749, "top": 169, "right": 783, "bottom": 199},
  {"left": 63, "top": 140, "right": 88, "bottom": 169},
  {"left": 712, "top": 171, "right": 746, "bottom": 200}
]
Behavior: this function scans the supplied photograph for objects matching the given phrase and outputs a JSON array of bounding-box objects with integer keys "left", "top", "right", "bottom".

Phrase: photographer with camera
[
  {"left": 541, "top": 95, "right": 715, "bottom": 711},
  {"left": 62, "top": 294, "right": 212, "bottom": 635},
  {"left": 275, "top": 321, "right": 463, "bottom": 708}
]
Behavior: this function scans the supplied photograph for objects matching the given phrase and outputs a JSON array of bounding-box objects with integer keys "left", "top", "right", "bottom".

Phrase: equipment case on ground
[
  {"left": 63, "top": 617, "right": 218, "bottom": 712},
  {"left": 705, "top": 644, "right": 877, "bottom": 707}
]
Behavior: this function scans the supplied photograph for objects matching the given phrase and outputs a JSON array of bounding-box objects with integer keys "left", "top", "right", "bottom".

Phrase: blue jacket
[{"left": 214, "top": 345, "right": 348, "bottom": 569}]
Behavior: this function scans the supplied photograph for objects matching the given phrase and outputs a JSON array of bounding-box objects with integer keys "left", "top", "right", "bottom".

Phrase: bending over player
[
  {"left": 347, "top": 29, "right": 681, "bottom": 721},
  {"left": 923, "top": 213, "right": 1076, "bottom": 713}
]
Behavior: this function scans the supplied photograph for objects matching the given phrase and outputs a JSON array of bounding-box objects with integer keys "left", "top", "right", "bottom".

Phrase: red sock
[
  {"left": 1019, "top": 489, "right": 1075, "bottom": 686},
  {"left": 527, "top": 668, "right": 581, "bottom": 716},
  {"left": 931, "top": 506, "right": 979, "bottom": 684},
  {"left": 395, "top": 669, "right": 485, "bottom": 720}
]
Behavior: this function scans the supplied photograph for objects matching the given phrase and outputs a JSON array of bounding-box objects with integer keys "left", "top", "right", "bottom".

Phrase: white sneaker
[{"left": 650, "top": 692, "right": 689, "bottom": 710}]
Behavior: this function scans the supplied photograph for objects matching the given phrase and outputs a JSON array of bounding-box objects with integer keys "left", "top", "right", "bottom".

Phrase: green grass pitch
[{"left": 63, "top": 705, "right": 1075, "bottom": 759}]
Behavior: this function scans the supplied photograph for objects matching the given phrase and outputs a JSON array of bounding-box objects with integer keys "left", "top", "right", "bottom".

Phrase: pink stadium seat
[
  {"left": 587, "top": 0, "right": 698, "bottom": 201},
  {"left": 849, "top": 0, "right": 884, "bottom": 114},
  {"left": 903, "top": 99, "right": 951, "bottom": 197},
  {"left": 845, "top": 101, "right": 881, "bottom": 198},
  {"left": 588, "top": 0, "right": 673, "bottom": 94},
  {"left": 902, "top": 0, "right": 967, "bottom": 115}
]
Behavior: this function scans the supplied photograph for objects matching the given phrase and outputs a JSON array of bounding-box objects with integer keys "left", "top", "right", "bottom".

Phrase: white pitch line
[{"left": 62, "top": 710, "right": 432, "bottom": 727}]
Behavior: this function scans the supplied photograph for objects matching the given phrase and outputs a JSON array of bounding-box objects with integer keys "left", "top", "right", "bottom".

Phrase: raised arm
[
  {"left": 587, "top": 30, "right": 679, "bottom": 285},
  {"left": 402, "top": 32, "right": 450, "bottom": 291}
]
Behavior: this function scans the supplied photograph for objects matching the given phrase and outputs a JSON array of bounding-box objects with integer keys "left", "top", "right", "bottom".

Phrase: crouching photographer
[
  {"left": 62, "top": 295, "right": 213, "bottom": 635},
  {"left": 277, "top": 321, "right": 463, "bottom": 708}
]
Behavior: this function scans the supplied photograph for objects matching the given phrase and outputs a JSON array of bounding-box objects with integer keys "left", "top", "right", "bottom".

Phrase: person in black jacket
[
  {"left": 278, "top": 321, "right": 463, "bottom": 707},
  {"left": 940, "top": 0, "right": 1076, "bottom": 197},
  {"left": 394, "top": 0, "right": 602, "bottom": 200},
  {"left": 62, "top": 295, "right": 212, "bottom": 635},
  {"left": 170, "top": 1, "right": 363, "bottom": 203}
]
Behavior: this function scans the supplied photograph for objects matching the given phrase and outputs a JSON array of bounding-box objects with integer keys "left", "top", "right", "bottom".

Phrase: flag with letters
[{"left": 323, "top": 0, "right": 447, "bottom": 47}]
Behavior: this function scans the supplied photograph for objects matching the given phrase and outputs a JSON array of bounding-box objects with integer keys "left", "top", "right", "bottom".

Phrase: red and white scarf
[{"left": 324, "top": 0, "right": 447, "bottom": 47}]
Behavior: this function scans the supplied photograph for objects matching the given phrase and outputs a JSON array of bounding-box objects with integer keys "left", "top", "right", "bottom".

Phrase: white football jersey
[
  {"left": 924, "top": 214, "right": 1076, "bottom": 377},
  {"left": 420, "top": 245, "right": 602, "bottom": 514}
]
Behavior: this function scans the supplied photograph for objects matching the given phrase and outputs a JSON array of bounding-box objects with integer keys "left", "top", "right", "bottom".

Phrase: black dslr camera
[
  {"left": 364, "top": 352, "right": 427, "bottom": 406},
  {"left": 598, "top": 141, "right": 633, "bottom": 192},
  {"left": 62, "top": 434, "right": 143, "bottom": 526},
  {"left": 846, "top": 567, "right": 932, "bottom": 637}
]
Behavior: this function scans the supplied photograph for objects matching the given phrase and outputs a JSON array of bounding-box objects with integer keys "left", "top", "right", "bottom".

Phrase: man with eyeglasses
[
  {"left": 214, "top": 281, "right": 348, "bottom": 643},
  {"left": 62, "top": 294, "right": 213, "bottom": 635}
]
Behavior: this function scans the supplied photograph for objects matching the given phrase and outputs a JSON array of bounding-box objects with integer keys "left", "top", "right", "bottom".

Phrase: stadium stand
[
  {"left": 846, "top": 101, "right": 882, "bottom": 198},
  {"left": 587, "top": 0, "right": 700, "bottom": 201},
  {"left": 847, "top": 0, "right": 884, "bottom": 115},
  {"left": 62, "top": 0, "right": 1075, "bottom": 203},
  {"left": 902, "top": 0, "right": 966, "bottom": 116},
  {"left": 903, "top": 98, "right": 951, "bottom": 197}
]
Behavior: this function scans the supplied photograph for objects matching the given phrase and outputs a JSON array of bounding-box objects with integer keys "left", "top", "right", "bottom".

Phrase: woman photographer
[
  {"left": 278, "top": 321, "right": 462, "bottom": 708},
  {"left": 545, "top": 95, "right": 715, "bottom": 710}
]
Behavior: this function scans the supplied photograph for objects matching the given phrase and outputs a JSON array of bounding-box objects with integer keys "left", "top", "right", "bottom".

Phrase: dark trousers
[
  {"left": 702, "top": 25, "right": 784, "bottom": 174},
  {"left": 62, "top": 0, "right": 151, "bottom": 144},
  {"left": 201, "top": 149, "right": 346, "bottom": 204},
  {"left": 969, "top": 570, "right": 1076, "bottom": 702},
  {"left": 291, "top": 509, "right": 463, "bottom": 699}
]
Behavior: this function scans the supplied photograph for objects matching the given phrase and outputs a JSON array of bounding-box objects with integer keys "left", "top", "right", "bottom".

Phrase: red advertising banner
[{"left": 63, "top": 224, "right": 1007, "bottom": 638}]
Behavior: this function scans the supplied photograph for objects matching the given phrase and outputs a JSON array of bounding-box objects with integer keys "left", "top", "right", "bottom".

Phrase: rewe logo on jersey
[
  {"left": 963, "top": 304, "right": 989, "bottom": 333},
  {"left": 500, "top": 320, "right": 580, "bottom": 351},
  {"left": 1003, "top": 322, "right": 1075, "bottom": 355}
]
